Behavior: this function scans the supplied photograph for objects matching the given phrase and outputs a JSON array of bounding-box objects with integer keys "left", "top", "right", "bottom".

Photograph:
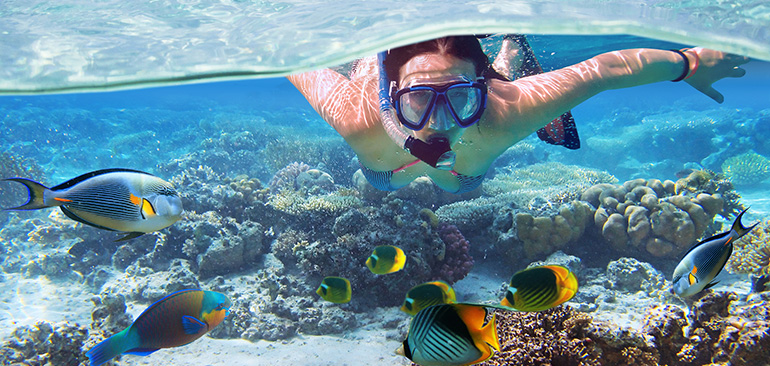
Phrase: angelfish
[
  {"left": 86, "top": 289, "right": 231, "bottom": 366},
  {"left": 672, "top": 209, "right": 758, "bottom": 297},
  {"left": 3, "top": 168, "right": 183, "bottom": 241}
]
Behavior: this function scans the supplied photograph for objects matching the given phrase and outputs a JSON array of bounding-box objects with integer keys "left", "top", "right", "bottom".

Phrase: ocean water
[{"left": 2, "top": 2, "right": 770, "bottom": 366}]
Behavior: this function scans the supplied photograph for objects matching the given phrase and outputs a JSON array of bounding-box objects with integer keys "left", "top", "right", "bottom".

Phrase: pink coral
[{"left": 436, "top": 223, "right": 474, "bottom": 284}]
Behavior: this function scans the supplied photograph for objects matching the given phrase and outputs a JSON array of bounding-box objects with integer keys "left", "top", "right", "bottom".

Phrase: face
[{"left": 398, "top": 53, "right": 478, "bottom": 144}]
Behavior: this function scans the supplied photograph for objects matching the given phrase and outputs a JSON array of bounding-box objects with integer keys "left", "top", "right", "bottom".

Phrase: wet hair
[{"left": 383, "top": 36, "right": 505, "bottom": 85}]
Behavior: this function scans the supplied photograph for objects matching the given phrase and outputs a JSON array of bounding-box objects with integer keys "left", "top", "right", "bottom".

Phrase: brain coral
[
  {"left": 582, "top": 177, "right": 729, "bottom": 258},
  {"left": 722, "top": 151, "right": 770, "bottom": 185}
]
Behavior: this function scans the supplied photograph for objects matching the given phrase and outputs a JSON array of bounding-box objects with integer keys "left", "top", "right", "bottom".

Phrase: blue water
[{"left": 2, "top": 32, "right": 770, "bottom": 366}]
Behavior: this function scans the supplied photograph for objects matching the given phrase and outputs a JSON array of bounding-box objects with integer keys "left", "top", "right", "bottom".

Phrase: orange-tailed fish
[
  {"left": 401, "top": 280, "right": 457, "bottom": 316},
  {"left": 86, "top": 289, "right": 230, "bottom": 366},
  {"left": 316, "top": 276, "right": 352, "bottom": 304},
  {"left": 500, "top": 265, "right": 578, "bottom": 311},
  {"left": 366, "top": 245, "right": 406, "bottom": 274},
  {"left": 3, "top": 168, "right": 182, "bottom": 241},
  {"left": 397, "top": 303, "right": 500, "bottom": 366},
  {"left": 672, "top": 208, "right": 758, "bottom": 297}
]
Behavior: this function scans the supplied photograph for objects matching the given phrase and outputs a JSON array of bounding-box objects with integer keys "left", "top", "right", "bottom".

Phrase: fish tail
[
  {"left": 3, "top": 178, "right": 53, "bottom": 210},
  {"left": 86, "top": 328, "right": 133, "bottom": 366},
  {"left": 731, "top": 208, "right": 759, "bottom": 240}
]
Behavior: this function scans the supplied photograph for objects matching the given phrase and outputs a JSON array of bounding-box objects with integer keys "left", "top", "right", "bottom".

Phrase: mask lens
[
  {"left": 447, "top": 86, "right": 482, "bottom": 124},
  {"left": 398, "top": 89, "right": 435, "bottom": 127}
]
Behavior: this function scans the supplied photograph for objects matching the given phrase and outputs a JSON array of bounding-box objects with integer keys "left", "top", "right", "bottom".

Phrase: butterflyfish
[
  {"left": 397, "top": 303, "right": 500, "bottom": 366},
  {"left": 3, "top": 168, "right": 182, "bottom": 241},
  {"left": 86, "top": 289, "right": 231, "bottom": 366},
  {"left": 316, "top": 276, "right": 352, "bottom": 304},
  {"left": 366, "top": 245, "right": 406, "bottom": 275},
  {"left": 500, "top": 265, "right": 578, "bottom": 312},
  {"left": 672, "top": 208, "right": 758, "bottom": 297},
  {"left": 401, "top": 280, "right": 457, "bottom": 316}
]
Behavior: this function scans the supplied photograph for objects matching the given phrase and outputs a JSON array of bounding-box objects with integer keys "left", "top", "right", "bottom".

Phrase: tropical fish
[
  {"left": 316, "top": 276, "right": 352, "bottom": 304},
  {"left": 366, "top": 245, "right": 406, "bottom": 274},
  {"left": 401, "top": 280, "right": 457, "bottom": 316},
  {"left": 672, "top": 209, "right": 758, "bottom": 297},
  {"left": 397, "top": 303, "right": 500, "bottom": 366},
  {"left": 86, "top": 289, "right": 231, "bottom": 366},
  {"left": 500, "top": 265, "right": 578, "bottom": 312},
  {"left": 3, "top": 168, "right": 183, "bottom": 241}
]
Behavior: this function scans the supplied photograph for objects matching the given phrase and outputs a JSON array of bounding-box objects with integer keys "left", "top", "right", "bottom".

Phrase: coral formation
[
  {"left": 0, "top": 321, "right": 89, "bottom": 365},
  {"left": 721, "top": 151, "right": 770, "bottom": 185},
  {"left": 582, "top": 176, "right": 737, "bottom": 258},
  {"left": 435, "top": 223, "right": 474, "bottom": 284}
]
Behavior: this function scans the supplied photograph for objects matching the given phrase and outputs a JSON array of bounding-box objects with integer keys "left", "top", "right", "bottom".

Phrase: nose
[{"left": 427, "top": 99, "right": 454, "bottom": 131}]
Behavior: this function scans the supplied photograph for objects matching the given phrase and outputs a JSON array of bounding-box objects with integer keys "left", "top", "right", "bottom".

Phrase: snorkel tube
[{"left": 378, "top": 51, "right": 456, "bottom": 170}]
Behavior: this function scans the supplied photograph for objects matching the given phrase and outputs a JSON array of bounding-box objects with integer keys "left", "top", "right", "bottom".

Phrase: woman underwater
[{"left": 288, "top": 36, "right": 748, "bottom": 194}]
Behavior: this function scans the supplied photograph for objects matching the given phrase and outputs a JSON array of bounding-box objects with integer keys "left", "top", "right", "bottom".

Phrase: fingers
[{"left": 702, "top": 86, "right": 725, "bottom": 104}]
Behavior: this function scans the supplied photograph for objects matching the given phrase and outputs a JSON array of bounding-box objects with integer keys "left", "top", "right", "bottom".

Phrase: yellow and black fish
[
  {"left": 401, "top": 280, "right": 457, "bottom": 316},
  {"left": 3, "top": 168, "right": 182, "bottom": 241},
  {"left": 500, "top": 265, "right": 578, "bottom": 312},
  {"left": 366, "top": 245, "right": 406, "bottom": 275},
  {"left": 316, "top": 276, "right": 352, "bottom": 304},
  {"left": 672, "top": 208, "right": 758, "bottom": 297},
  {"left": 397, "top": 303, "right": 500, "bottom": 366}
]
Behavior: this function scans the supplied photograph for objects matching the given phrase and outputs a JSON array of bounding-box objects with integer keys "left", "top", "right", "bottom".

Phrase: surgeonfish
[
  {"left": 672, "top": 209, "right": 758, "bottom": 297},
  {"left": 500, "top": 265, "right": 578, "bottom": 312},
  {"left": 397, "top": 303, "right": 500, "bottom": 366},
  {"left": 316, "top": 276, "right": 352, "bottom": 304},
  {"left": 3, "top": 168, "right": 183, "bottom": 241},
  {"left": 401, "top": 280, "right": 457, "bottom": 316},
  {"left": 366, "top": 245, "right": 406, "bottom": 275},
  {"left": 86, "top": 289, "right": 231, "bottom": 366}
]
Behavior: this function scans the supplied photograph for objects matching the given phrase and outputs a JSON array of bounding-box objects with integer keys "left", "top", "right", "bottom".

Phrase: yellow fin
[{"left": 141, "top": 198, "right": 156, "bottom": 217}]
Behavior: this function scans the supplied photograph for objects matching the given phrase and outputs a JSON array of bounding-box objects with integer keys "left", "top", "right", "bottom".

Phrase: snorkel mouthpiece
[{"left": 404, "top": 136, "right": 456, "bottom": 170}]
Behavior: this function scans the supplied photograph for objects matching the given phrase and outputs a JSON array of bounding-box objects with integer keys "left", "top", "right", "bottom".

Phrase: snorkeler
[{"left": 288, "top": 36, "right": 748, "bottom": 194}]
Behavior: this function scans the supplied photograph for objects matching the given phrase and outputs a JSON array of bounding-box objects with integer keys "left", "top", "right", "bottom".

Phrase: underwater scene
[{"left": 2, "top": 2, "right": 770, "bottom": 366}]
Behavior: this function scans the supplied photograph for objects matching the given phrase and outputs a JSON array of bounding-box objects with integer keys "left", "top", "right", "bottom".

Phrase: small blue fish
[
  {"left": 86, "top": 289, "right": 231, "bottom": 366},
  {"left": 3, "top": 168, "right": 182, "bottom": 240},
  {"left": 672, "top": 209, "right": 758, "bottom": 297}
]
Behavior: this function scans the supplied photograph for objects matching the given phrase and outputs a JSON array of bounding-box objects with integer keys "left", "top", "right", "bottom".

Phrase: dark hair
[{"left": 383, "top": 36, "right": 502, "bottom": 84}]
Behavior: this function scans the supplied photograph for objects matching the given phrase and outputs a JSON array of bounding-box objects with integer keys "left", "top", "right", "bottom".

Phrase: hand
[{"left": 684, "top": 47, "right": 750, "bottom": 103}]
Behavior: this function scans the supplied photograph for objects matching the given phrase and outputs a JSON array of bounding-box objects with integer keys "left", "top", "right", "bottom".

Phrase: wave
[{"left": 1, "top": 0, "right": 768, "bottom": 94}]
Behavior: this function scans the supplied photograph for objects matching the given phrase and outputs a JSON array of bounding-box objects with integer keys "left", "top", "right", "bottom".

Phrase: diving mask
[{"left": 391, "top": 76, "right": 487, "bottom": 131}]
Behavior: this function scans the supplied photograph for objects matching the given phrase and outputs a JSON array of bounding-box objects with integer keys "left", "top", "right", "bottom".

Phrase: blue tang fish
[
  {"left": 672, "top": 209, "right": 758, "bottom": 297},
  {"left": 86, "top": 289, "right": 231, "bottom": 366},
  {"left": 3, "top": 168, "right": 183, "bottom": 241}
]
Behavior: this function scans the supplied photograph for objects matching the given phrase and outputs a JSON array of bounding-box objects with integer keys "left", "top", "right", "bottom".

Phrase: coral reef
[
  {"left": 513, "top": 200, "right": 593, "bottom": 258},
  {"left": 583, "top": 176, "right": 736, "bottom": 258},
  {"left": 435, "top": 223, "right": 474, "bottom": 284},
  {"left": 476, "top": 306, "right": 601, "bottom": 366},
  {"left": 721, "top": 151, "right": 770, "bottom": 185},
  {"left": 268, "top": 161, "right": 310, "bottom": 192},
  {"left": 0, "top": 321, "right": 89, "bottom": 365}
]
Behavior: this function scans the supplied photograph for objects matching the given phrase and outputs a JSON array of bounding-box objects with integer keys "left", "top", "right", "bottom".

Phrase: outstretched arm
[
  {"left": 287, "top": 69, "right": 380, "bottom": 140},
  {"left": 489, "top": 48, "right": 749, "bottom": 142}
]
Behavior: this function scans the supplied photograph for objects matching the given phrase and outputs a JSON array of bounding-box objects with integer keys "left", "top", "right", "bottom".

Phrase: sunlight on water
[{"left": 0, "top": 0, "right": 768, "bottom": 93}]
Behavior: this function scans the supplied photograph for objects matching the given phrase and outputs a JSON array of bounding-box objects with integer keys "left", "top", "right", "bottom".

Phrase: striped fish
[
  {"left": 86, "top": 289, "right": 231, "bottom": 366},
  {"left": 3, "top": 168, "right": 182, "bottom": 240},
  {"left": 500, "top": 265, "right": 578, "bottom": 312},
  {"left": 401, "top": 280, "right": 457, "bottom": 316},
  {"left": 672, "top": 208, "right": 758, "bottom": 297},
  {"left": 398, "top": 303, "right": 500, "bottom": 366}
]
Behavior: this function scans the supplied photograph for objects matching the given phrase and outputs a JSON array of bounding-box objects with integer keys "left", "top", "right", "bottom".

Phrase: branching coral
[{"left": 722, "top": 151, "right": 770, "bottom": 185}]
